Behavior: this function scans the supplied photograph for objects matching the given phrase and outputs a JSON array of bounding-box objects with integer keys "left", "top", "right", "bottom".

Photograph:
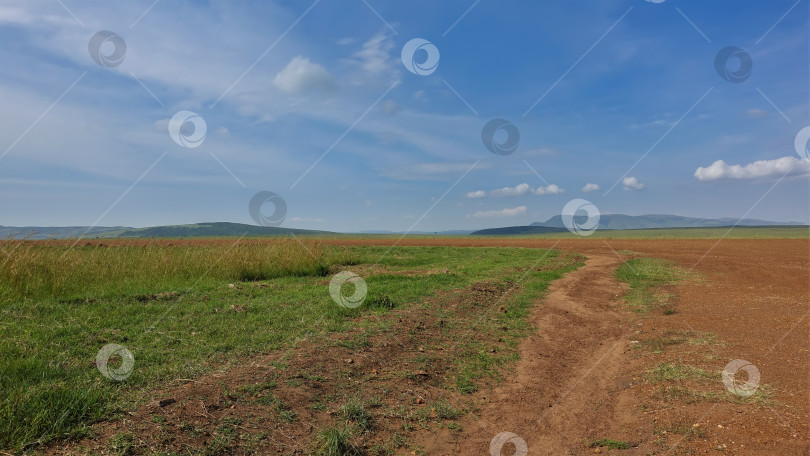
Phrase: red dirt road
[{"left": 373, "top": 238, "right": 809, "bottom": 455}]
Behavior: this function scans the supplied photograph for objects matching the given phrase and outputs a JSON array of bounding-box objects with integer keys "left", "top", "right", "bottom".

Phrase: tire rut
[{"left": 424, "top": 254, "right": 633, "bottom": 455}]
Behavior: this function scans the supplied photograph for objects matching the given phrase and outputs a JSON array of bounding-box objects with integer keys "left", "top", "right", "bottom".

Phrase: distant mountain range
[
  {"left": 532, "top": 214, "right": 798, "bottom": 230},
  {"left": 0, "top": 222, "right": 334, "bottom": 239},
  {"left": 0, "top": 215, "right": 804, "bottom": 239},
  {"left": 471, "top": 214, "right": 803, "bottom": 235}
]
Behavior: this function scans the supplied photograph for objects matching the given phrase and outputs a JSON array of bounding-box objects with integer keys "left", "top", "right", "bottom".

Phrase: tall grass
[
  {"left": 0, "top": 240, "right": 351, "bottom": 301},
  {"left": 0, "top": 239, "right": 358, "bottom": 450}
]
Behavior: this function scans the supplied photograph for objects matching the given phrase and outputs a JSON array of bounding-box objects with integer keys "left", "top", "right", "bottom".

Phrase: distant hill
[
  {"left": 471, "top": 226, "right": 568, "bottom": 236},
  {"left": 356, "top": 230, "right": 474, "bottom": 235},
  {"left": 531, "top": 214, "right": 797, "bottom": 230},
  {"left": 2, "top": 215, "right": 803, "bottom": 239},
  {"left": 118, "top": 222, "right": 335, "bottom": 238},
  {"left": 0, "top": 226, "right": 129, "bottom": 240},
  {"left": 0, "top": 222, "right": 334, "bottom": 239},
  {"left": 472, "top": 214, "right": 802, "bottom": 236}
]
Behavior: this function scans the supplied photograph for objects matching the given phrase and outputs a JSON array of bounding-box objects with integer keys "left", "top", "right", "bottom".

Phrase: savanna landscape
[{"left": 1, "top": 231, "right": 808, "bottom": 455}]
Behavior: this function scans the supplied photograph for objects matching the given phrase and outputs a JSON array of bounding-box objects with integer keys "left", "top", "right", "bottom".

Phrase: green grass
[
  {"left": 0, "top": 243, "right": 578, "bottom": 451},
  {"left": 0, "top": 240, "right": 349, "bottom": 301},
  {"left": 615, "top": 257, "right": 692, "bottom": 313},
  {"left": 471, "top": 225, "right": 809, "bottom": 239},
  {"left": 313, "top": 425, "right": 361, "bottom": 456},
  {"left": 588, "top": 438, "right": 631, "bottom": 449},
  {"left": 646, "top": 363, "right": 716, "bottom": 382},
  {"left": 341, "top": 399, "right": 373, "bottom": 432},
  {"left": 646, "top": 363, "right": 775, "bottom": 406}
]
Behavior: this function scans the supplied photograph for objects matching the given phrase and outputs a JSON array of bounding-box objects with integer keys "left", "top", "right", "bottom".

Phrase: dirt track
[
  {"left": 384, "top": 238, "right": 809, "bottom": 455},
  {"left": 424, "top": 253, "right": 631, "bottom": 454}
]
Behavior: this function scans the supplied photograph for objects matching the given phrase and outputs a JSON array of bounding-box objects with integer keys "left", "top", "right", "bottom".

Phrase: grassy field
[
  {"left": 473, "top": 226, "right": 810, "bottom": 239},
  {"left": 0, "top": 240, "right": 580, "bottom": 452}
]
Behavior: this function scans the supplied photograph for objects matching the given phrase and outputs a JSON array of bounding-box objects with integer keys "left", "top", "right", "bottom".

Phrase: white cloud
[
  {"left": 466, "top": 183, "right": 564, "bottom": 198},
  {"left": 353, "top": 34, "right": 393, "bottom": 73},
  {"left": 273, "top": 56, "right": 335, "bottom": 94},
  {"left": 582, "top": 183, "right": 601, "bottom": 193},
  {"left": 694, "top": 156, "right": 810, "bottom": 182},
  {"left": 533, "top": 184, "right": 564, "bottom": 195},
  {"left": 491, "top": 183, "right": 532, "bottom": 197},
  {"left": 344, "top": 33, "right": 399, "bottom": 86},
  {"left": 336, "top": 37, "right": 356, "bottom": 46},
  {"left": 622, "top": 176, "right": 645, "bottom": 191},
  {"left": 470, "top": 206, "right": 527, "bottom": 218}
]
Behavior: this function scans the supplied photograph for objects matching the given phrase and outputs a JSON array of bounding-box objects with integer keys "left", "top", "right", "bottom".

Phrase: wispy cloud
[
  {"left": 381, "top": 162, "right": 489, "bottom": 181},
  {"left": 469, "top": 206, "right": 527, "bottom": 218},
  {"left": 747, "top": 108, "right": 769, "bottom": 118}
]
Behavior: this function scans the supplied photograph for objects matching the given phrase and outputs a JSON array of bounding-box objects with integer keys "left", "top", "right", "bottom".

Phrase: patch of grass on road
[
  {"left": 615, "top": 257, "right": 692, "bottom": 314},
  {"left": 646, "top": 363, "right": 716, "bottom": 382},
  {"left": 588, "top": 438, "right": 631, "bottom": 449}
]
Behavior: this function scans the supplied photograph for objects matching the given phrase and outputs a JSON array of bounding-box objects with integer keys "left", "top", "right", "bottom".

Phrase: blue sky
[{"left": 0, "top": 0, "right": 808, "bottom": 231}]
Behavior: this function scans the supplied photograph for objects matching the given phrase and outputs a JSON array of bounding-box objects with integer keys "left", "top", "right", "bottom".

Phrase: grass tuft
[
  {"left": 342, "top": 399, "right": 373, "bottom": 432},
  {"left": 313, "top": 426, "right": 361, "bottom": 456}
]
